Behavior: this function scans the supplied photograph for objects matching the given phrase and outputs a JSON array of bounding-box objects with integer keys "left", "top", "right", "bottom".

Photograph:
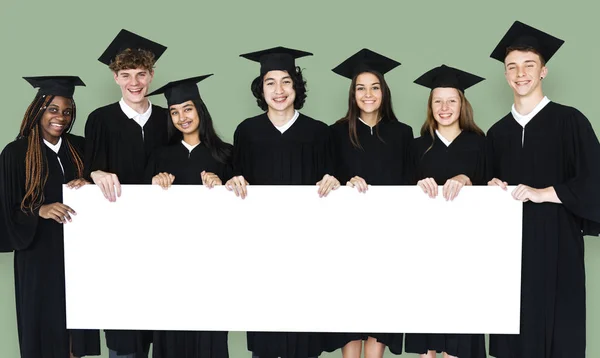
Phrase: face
[
  {"left": 40, "top": 96, "right": 73, "bottom": 143},
  {"left": 431, "top": 87, "right": 461, "bottom": 128},
  {"left": 262, "top": 70, "right": 296, "bottom": 111},
  {"left": 114, "top": 68, "right": 154, "bottom": 105},
  {"left": 354, "top": 72, "right": 382, "bottom": 116},
  {"left": 169, "top": 101, "right": 200, "bottom": 136},
  {"left": 504, "top": 50, "right": 547, "bottom": 98}
]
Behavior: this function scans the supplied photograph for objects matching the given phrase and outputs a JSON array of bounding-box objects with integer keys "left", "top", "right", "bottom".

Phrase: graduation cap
[
  {"left": 332, "top": 48, "right": 401, "bottom": 80},
  {"left": 240, "top": 46, "right": 312, "bottom": 76},
  {"left": 98, "top": 29, "right": 167, "bottom": 66},
  {"left": 414, "top": 65, "right": 485, "bottom": 92},
  {"left": 23, "top": 76, "right": 86, "bottom": 98},
  {"left": 146, "top": 75, "right": 213, "bottom": 107},
  {"left": 490, "top": 21, "right": 564, "bottom": 63}
]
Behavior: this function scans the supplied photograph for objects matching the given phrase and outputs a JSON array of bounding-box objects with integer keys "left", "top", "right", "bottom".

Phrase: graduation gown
[
  {"left": 486, "top": 102, "right": 600, "bottom": 358},
  {"left": 232, "top": 112, "right": 331, "bottom": 358},
  {"left": 145, "top": 141, "right": 231, "bottom": 358},
  {"left": 145, "top": 141, "right": 233, "bottom": 185},
  {"left": 84, "top": 102, "right": 170, "bottom": 184},
  {"left": 323, "top": 118, "right": 413, "bottom": 355},
  {"left": 83, "top": 102, "right": 170, "bottom": 354},
  {"left": 0, "top": 134, "right": 100, "bottom": 358},
  {"left": 404, "top": 130, "right": 487, "bottom": 358},
  {"left": 231, "top": 112, "right": 333, "bottom": 185}
]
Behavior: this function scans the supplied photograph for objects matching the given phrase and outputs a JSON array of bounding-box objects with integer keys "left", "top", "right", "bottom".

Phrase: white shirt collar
[
  {"left": 119, "top": 98, "right": 153, "bottom": 121},
  {"left": 181, "top": 140, "right": 200, "bottom": 153},
  {"left": 435, "top": 130, "right": 453, "bottom": 147},
  {"left": 274, "top": 110, "right": 299, "bottom": 134},
  {"left": 43, "top": 137, "right": 62, "bottom": 154},
  {"left": 511, "top": 96, "right": 550, "bottom": 128}
]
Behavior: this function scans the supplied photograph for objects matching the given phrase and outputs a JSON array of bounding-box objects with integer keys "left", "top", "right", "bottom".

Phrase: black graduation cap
[
  {"left": 146, "top": 75, "right": 213, "bottom": 107},
  {"left": 23, "top": 76, "right": 86, "bottom": 98},
  {"left": 490, "top": 21, "right": 564, "bottom": 63},
  {"left": 332, "top": 48, "right": 401, "bottom": 80},
  {"left": 414, "top": 65, "right": 485, "bottom": 92},
  {"left": 98, "top": 29, "right": 167, "bottom": 66},
  {"left": 240, "top": 46, "right": 313, "bottom": 76}
]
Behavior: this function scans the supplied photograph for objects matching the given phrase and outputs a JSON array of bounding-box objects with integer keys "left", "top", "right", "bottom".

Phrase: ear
[
  {"left": 113, "top": 71, "right": 119, "bottom": 83},
  {"left": 540, "top": 66, "right": 548, "bottom": 80}
]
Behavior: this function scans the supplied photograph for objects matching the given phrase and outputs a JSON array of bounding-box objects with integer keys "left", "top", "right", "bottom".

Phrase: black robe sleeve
[
  {"left": 552, "top": 110, "right": 600, "bottom": 234},
  {"left": 83, "top": 110, "right": 108, "bottom": 181},
  {"left": 0, "top": 140, "right": 39, "bottom": 251}
]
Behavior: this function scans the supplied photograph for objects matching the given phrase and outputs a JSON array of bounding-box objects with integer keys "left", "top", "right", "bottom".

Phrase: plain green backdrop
[{"left": 1, "top": 0, "right": 598, "bottom": 357}]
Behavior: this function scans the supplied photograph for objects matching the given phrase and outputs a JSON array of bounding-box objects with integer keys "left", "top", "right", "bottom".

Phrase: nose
[
  {"left": 441, "top": 101, "right": 449, "bottom": 110},
  {"left": 516, "top": 65, "right": 525, "bottom": 77},
  {"left": 275, "top": 82, "right": 284, "bottom": 94}
]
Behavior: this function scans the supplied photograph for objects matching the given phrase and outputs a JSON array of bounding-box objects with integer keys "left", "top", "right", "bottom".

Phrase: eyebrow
[
  {"left": 506, "top": 59, "right": 537, "bottom": 67},
  {"left": 264, "top": 76, "right": 291, "bottom": 82},
  {"left": 356, "top": 82, "right": 381, "bottom": 86}
]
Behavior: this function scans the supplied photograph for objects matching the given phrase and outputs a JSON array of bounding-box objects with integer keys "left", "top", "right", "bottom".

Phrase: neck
[
  {"left": 123, "top": 98, "right": 150, "bottom": 114},
  {"left": 437, "top": 124, "right": 461, "bottom": 142},
  {"left": 183, "top": 132, "right": 201, "bottom": 146},
  {"left": 360, "top": 111, "right": 379, "bottom": 126},
  {"left": 43, "top": 134, "right": 60, "bottom": 145},
  {"left": 267, "top": 106, "right": 296, "bottom": 125},
  {"left": 513, "top": 90, "right": 545, "bottom": 116}
]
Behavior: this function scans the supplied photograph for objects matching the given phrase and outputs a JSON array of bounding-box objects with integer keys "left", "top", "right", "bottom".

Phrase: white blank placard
[{"left": 63, "top": 185, "right": 522, "bottom": 334}]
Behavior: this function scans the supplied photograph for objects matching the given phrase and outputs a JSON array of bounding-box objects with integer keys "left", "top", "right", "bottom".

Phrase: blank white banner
[{"left": 63, "top": 185, "right": 522, "bottom": 334}]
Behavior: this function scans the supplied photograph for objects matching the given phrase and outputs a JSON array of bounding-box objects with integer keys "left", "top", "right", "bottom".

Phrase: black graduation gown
[
  {"left": 232, "top": 112, "right": 332, "bottom": 358},
  {"left": 404, "top": 131, "right": 487, "bottom": 358},
  {"left": 0, "top": 134, "right": 100, "bottom": 358},
  {"left": 145, "top": 142, "right": 233, "bottom": 185},
  {"left": 323, "top": 118, "right": 413, "bottom": 355},
  {"left": 83, "top": 102, "right": 170, "bottom": 354},
  {"left": 486, "top": 102, "right": 600, "bottom": 358},
  {"left": 84, "top": 102, "right": 170, "bottom": 184},
  {"left": 144, "top": 141, "right": 232, "bottom": 358},
  {"left": 231, "top": 112, "right": 333, "bottom": 185}
]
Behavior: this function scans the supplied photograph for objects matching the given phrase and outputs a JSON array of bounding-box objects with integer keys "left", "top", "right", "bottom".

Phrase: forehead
[
  {"left": 117, "top": 67, "right": 151, "bottom": 75},
  {"left": 49, "top": 96, "right": 72, "bottom": 107},
  {"left": 169, "top": 100, "right": 195, "bottom": 110},
  {"left": 504, "top": 50, "right": 542, "bottom": 64},
  {"left": 432, "top": 87, "right": 460, "bottom": 98},
  {"left": 263, "top": 70, "right": 290, "bottom": 80},
  {"left": 355, "top": 72, "right": 379, "bottom": 84}
]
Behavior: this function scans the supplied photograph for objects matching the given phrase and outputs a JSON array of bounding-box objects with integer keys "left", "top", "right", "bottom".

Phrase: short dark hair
[
  {"left": 505, "top": 46, "right": 546, "bottom": 66},
  {"left": 250, "top": 66, "right": 307, "bottom": 111}
]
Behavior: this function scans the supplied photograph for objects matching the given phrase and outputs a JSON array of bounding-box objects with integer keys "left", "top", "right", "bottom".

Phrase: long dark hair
[
  {"left": 18, "top": 93, "right": 83, "bottom": 212},
  {"left": 167, "top": 98, "right": 231, "bottom": 164},
  {"left": 335, "top": 70, "right": 398, "bottom": 149}
]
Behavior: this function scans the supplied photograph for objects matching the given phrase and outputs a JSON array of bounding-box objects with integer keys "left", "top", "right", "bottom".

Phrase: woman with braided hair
[{"left": 0, "top": 76, "right": 99, "bottom": 358}]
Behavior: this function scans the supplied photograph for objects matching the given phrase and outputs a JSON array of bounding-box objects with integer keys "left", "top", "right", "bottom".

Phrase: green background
[{"left": 1, "top": 0, "right": 598, "bottom": 357}]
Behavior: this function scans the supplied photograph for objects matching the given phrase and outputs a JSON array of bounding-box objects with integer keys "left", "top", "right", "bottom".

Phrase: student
[
  {"left": 487, "top": 21, "right": 600, "bottom": 358},
  {"left": 326, "top": 48, "right": 413, "bottom": 358},
  {"left": 83, "top": 29, "right": 169, "bottom": 358},
  {"left": 226, "top": 46, "right": 338, "bottom": 358},
  {"left": 405, "top": 64, "right": 487, "bottom": 358},
  {"left": 0, "top": 76, "right": 99, "bottom": 358},
  {"left": 225, "top": 46, "right": 339, "bottom": 200},
  {"left": 145, "top": 75, "right": 231, "bottom": 358}
]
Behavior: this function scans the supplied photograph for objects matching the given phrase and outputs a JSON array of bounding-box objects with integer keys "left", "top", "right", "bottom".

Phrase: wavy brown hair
[
  {"left": 108, "top": 48, "right": 155, "bottom": 73},
  {"left": 18, "top": 93, "right": 84, "bottom": 213},
  {"left": 420, "top": 89, "right": 484, "bottom": 151},
  {"left": 335, "top": 70, "right": 398, "bottom": 149}
]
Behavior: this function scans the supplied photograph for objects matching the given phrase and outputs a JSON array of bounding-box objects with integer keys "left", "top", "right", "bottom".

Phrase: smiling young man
[
  {"left": 486, "top": 21, "right": 600, "bottom": 358},
  {"left": 83, "top": 29, "right": 169, "bottom": 358}
]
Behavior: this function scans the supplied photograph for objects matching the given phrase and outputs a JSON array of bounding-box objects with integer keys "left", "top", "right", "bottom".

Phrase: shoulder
[
  {"left": 65, "top": 133, "right": 85, "bottom": 148},
  {"left": 383, "top": 119, "right": 414, "bottom": 136},
  {"left": 88, "top": 102, "right": 120, "bottom": 117},
  {"left": 1, "top": 138, "right": 28, "bottom": 160},
  {"left": 486, "top": 112, "right": 513, "bottom": 137},
  {"left": 235, "top": 113, "right": 267, "bottom": 132}
]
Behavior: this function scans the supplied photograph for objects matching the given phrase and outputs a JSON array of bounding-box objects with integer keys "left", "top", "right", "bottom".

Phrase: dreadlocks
[{"left": 18, "top": 93, "right": 84, "bottom": 213}]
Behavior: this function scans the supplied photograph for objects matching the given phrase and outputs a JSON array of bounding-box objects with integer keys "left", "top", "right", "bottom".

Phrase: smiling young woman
[{"left": 0, "top": 76, "right": 99, "bottom": 358}]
